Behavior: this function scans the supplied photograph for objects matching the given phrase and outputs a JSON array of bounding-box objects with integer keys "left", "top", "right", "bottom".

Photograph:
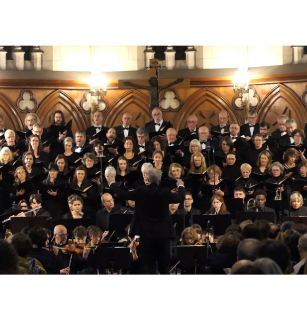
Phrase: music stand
[
  {"left": 200, "top": 198, "right": 212, "bottom": 214},
  {"left": 224, "top": 198, "right": 244, "bottom": 220},
  {"left": 235, "top": 211, "right": 276, "bottom": 224},
  {"left": 192, "top": 214, "right": 232, "bottom": 236},
  {"left": 93, "top": 246, "right": 130, "bottom": 273},
  {"left": 108, "top": 213, "right": 133, "bottom": 239},
  {"left": 10, "top": 217, "right": 51, "bottom": 234},
  {"left": 171, "top": 214, "right": 190, "bottom": 239},
  {"left": 175, "top": 245, "right": 207, "bottom": 274},
  {"left": 281, "top": 216, "right": 307, "bottom": 225}
]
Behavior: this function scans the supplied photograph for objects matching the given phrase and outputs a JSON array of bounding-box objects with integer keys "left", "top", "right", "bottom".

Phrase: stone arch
[
  {"left": 37, "top": 90, "right": 89, "bottom": 133},
  {"left": 0, "top": 92, "right": 24, "bottom": 130},
  {"left": 104, "top": 89, "right": 151, "bottom": 128},
  {"left": 257, "top": 84, "right": 307, "bottom": 129},
  {"left": 173, "top": 87, "right": 241, "bottom": 130}
]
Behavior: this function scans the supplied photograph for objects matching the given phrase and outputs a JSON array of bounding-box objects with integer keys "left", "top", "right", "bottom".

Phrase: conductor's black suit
[{"left": 110, "top": 181, "right": 185, "bottom": 274}]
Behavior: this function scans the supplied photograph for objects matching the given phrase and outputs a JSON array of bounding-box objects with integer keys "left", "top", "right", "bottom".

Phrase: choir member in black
[
  {"left": 259, "top": 121, "right": 278, "bottom": 157},
  {"left": 292, "top": 161, "right": 307, "bottom": 199},
  {"left": 291, "top": 129, "right": 307, "bottom": 160},
  {"left": 114, "top": 113, "right": 137, "bottom": 140},
  {"left": 199, "top": 164, "right": 228, "bottom": 199},
  {"left": 0, "top": 147, "right": 15, "bottom": 184},
  {"left": 81, "top": 152, "right": 101, "bottom": 186},
  {"left": 24, "top": 113, "right": 39, "bottom": 132},
  {"left": 166, "top": 128, "right": 183, "bottom": 164},
  {"left": 122, "top": 136, "right": 141, "bottom": 170},
  {"left": 145, "top": 107, "right": 171, "bottom": 139},
  {"left": 214, "top": 136, "right": 234, "bottom": 167},
  {"left": 7, "top": 166, "right": 36, "bottom": 204},
  {"left": 235, "top": 163, "right": 258, "bottom": 198},
  {"left": 211, "top": 110, "right": 230, "bottom": 137},
  {"left": 205, "top": 194, "right": 230, "bottom": 215},
  {"left": 136, "top": 128, "right": 150, "bottom": 155},
  {"left": 221, "top": 151, "right": 241, "bottom": 182},
  {"left": 28, "top": 134, "right": 50, "bottom": 170},
  {"left": 265, "top": 162, "right": 288, "bottom": 200},
  {"left": 183, "top": 139, "right": 202, "bottom": 170},
  {"left": 3, "top": 129, "right": 25, "bottom": 159},
  {"left": 72, "top": 131, "right": 89, "bottom": 154},
  {"left": 116, "top": 155, "right": 130, "bottom": 178},
  {"left": 102, "top": 128, "right": 124, "bottom": 156},
  {"left": 22, "top": 151, "right": 41, "bottom": 178},
  {"left": 181, "top": 192, "right": 201, "bottom": 223},
  {"left": 279, "top": 119, "right": 297, "bottom": 146},
  {"left": 92, "top": 140, "right": 106, "bottom": 158},
  {"left": 252, "top": 150, "right": 272, "bottom": 175},
  {"left": 240, "top": 108, "right": 260, "bottom": 141},
  {"left": 188, "top": 151, "right": 207, "bottom": 209},
  {"left": 246, "top": 134, "right": 271, "bottom": 166},
  {"left": 229, "top": 122, "right": 248, "bottom": 161},
  {"left": 63, "top": 137, "right": 80, "bottom": 165},
  {"left": 39, "top": 162, "right": 67, "bottom": 218},
  {"left": 168, "top": 163, "right": 185, "bottom": 180},
  {"left": 55, "top": 154, "right": 69, "bottom": 176},
  {"left": 86, "top": 108, "right": 108, "bottom": 144},
  {"left": 271, "top": 114, "right": 288, "bottom": 141},
  {"left": 151, "top": 135, "right": 172, "bottom": 167},
  {"left": 152, "top": 150, "right": 169, "bottom": 175},
  {"left": 177, "top": 114, "right": 198, "bottom": 138},
  {"left": 63, "top": 195, "right": 89, "bottom": 219},
  {"left": 198, "top": 126, "right": 219, "bottom": 164},
  {"left": 283, "top": 148, "right": 299, "bottom": 179},
  {"left": 69, "top": 165, "right": 99, "bottom": 221},
  {"left": 284, "top": 192, "right": 307, "bottom": 217}
]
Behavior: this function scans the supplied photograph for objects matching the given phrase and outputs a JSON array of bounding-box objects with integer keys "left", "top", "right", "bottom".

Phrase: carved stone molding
[
  {"left": 80, "top": 90, "right": 108, "bottom": 114},
  {"left": 160, "top": 90, "right": 181, "bottom": 111},
  {"left": 0, "top": 92, "right": 24, "bottom": 129},
  {"left": 232, "top": 85, "right": 260, "bottom": 110},
  {"left": 16, "top": 90, "right": 37, "bottom": 112}
]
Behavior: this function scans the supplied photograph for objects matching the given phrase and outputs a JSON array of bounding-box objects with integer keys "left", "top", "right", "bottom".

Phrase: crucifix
[{"left": 119, "top": 59, "right": 189, "bottom": 113}]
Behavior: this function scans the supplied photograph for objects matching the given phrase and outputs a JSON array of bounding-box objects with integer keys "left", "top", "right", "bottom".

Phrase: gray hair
[
  {"left": 105, "top": 166, "right": 116, "bottom": 175},
  {"left": 253, "top": 258, "right": 283, "bottom": 274},
  {"left": 75, "top": 130, "right": 86, "bottom": 137},
  {"left": 247, "top": 109, "right": 257, "bottom": 116},
  {"left": 4, "top": 129, "right": 15, "bottom": 138},
  {"left": 33, "top": 122, "right": 43, "bottom": 129},
  {"left": 269, "top": 162, "right": 284, "bottom": 176},
  {"left": 64, "top": 137, "right": 74, "bottom": 145},
  {"left": 298, "top": 234, "right": 307, "bottom": 252},
  {"left": 189, "top": 139, "right": 201, "bottom": 153},
  {"left": 285, "top": 119, "right": 297, "bottom": 126},
  {"left": 240, "top": 163, "right": 252, "bottom": 172},
  {"left": 141, "top": 162, "right": 153, "bottom": 172},
  {"left": 277, "top": 114, "right": 289, "bottom": 122},
  {"left": 148, "top": 168, "right": 162, "bottom": 184},
  {"left": 290, "top": 191, "right": 303, "bottom": 207},
  {"left": 136, "top": 127, "right": 147, "bottom": 136},
  {"left": 25, "top": 113, "right": 40, "bottom": 124}
]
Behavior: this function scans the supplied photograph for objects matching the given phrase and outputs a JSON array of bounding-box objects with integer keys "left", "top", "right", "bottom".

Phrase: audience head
[{"left": 237, "top": 239, "right": 260, "bottom": 261}]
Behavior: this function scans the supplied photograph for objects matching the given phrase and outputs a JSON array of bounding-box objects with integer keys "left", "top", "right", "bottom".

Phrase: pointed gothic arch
[
  {"left": 37, "top": 90, "right": 89, "bottom": 132},
  {"left": 104, "top": 89, "right": 151, "bottom": 128},
  {"left": 0, "top": 92, "right": 24, "bottom": 130},
  {"left": 257, "top": 84, "right": 307, "bottom": 129},
  {"left": 172, "top": 87, "right": 241, "bottom": 130}
]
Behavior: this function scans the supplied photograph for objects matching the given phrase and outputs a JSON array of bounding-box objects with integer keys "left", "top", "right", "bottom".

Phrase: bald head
[
  {"left": 237, "top": 238, "right": 260, "bottom": 261},
  {"left": 198, "top": 126, "right": 210, "bottom": 141},
  {"left": 54, "top": 225, "right": 67, "bottom": 246},
  {"left": 219, "top": 110, "right": 229, "bottom": 126},
  {"left": 152, "top": 108, "right": 163, "bottom": 123},
  {"left": 54, "top": 225, "right": 67, "bottom": 235},
  {"left": 166, "top": 128, "right": 177, "bottom": 143},
  {"left": 101, "top": 193, "right": 114, "bottom": 211},
  {"left": 231, "top": 260, "right": 253, "bottom": 274},
  {"left": 122, "top": 113, "right": 132, "bottom": 127}
]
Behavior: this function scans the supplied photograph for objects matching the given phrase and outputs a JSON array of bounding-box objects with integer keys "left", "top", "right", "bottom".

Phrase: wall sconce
[{"left": 89, "top": 72, "right": 107, "bottom": 104}]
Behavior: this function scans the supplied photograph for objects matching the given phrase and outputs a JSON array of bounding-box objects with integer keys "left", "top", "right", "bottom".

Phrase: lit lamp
[
  {"left": 232, "top": 69, "right": 250, "bottom": 114},
  {"left": 89, "top": 72, "right": 107, "bottom": 107}
]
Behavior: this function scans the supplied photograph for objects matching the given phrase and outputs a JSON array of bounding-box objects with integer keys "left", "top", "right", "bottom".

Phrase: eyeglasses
[{"left": 212, "top": 201, "right": 221, "bottom": 204}]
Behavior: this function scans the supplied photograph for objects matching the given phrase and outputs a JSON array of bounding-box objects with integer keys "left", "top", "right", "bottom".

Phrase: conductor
[{"left": 106, "top": 167, "right": 185, "bottom": 274}]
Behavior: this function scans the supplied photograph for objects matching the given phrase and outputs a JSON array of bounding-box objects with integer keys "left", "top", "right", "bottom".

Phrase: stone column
[
  {"left": 185, "top": 46, "right": 196, "bottom": 69},
  {"left": 292, "top": 46, "right": 305, "bottom": 64},
  {"left": 164, "top": 46, "right": 176, "bottom": 70},
  {"left": 0, "top": 47, "right": 7, "bottom": 70},
  {"left": 144, "top": 46, "right": 155, "bottom": 68},
  {"left": 31, "top": 46, "right": 44, "bottom": 70},
  {"left": 12, "top": 46, "right": 25, "bottom": 70}
]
